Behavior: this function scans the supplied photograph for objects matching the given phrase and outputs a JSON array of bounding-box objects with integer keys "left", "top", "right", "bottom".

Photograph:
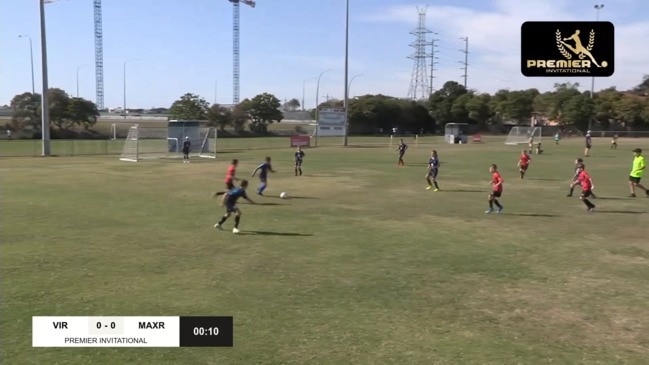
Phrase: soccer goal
[
  {"left": 198, "top": 127, "right": 217, "bottom": 159},
  {"left": 505, "top": 126, "right": 542, "bottom": 145},
  {"left": 119, "top": 125, "right": 217, "bottom": 162}
]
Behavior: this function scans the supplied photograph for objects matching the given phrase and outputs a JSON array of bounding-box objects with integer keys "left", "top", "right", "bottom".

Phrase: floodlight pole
[
  {"left": 39, "top": 0, "right": 51, "bottom": 156},
  {"left": 18, "top": 35, "right": 35, "bottom": 94},
  {"left": 314, "top": 69, "right": 331, "bottom": 147},
  {"left": 588, "top": 4, "right": 604, "bottom": 131},
  {"left": 343, "top": 0, "right": 350, "bottom": 146}
]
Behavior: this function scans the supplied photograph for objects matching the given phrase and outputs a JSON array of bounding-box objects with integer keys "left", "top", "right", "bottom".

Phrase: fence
[{"left": 1, "top": 135, "right": 436, "bottom": 158}]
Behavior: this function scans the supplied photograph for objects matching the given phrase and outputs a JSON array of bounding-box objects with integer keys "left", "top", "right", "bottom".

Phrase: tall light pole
[
  {"left": 589, "top": 4, "right": 604, "bottom": 131},
  {"left": 343, "top": 0, "right": 350, "bottom": 146},
  {"left": 18, "top": 35, "right": 35, "bottom": 94},
  {"left": 344, "top": 73, "right": 363, "bottom": 145},
  {"left": 76, "top": 64, "right": 90, "bottom": 97},
  {"left": 314, "top": 69, "right": 331, "bottom": 147},
  {"left": 40, "top": 0, "right": 54, "bottom": 156},
  {"left": 122, "top": 58, "right": 139, "bottom": 119},
  {"left": 302, "top": 77, "right": 316, "bottom": 111}
]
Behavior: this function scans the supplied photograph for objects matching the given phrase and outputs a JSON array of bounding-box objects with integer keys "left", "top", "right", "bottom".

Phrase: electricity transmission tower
[
  {"left": 429, "top": 35, "right": 439, "bottom": 96},
  {"left": 93, "top": 0, "right": 104, "bottom": 110},
  {"left": 407, "top": 7, "right": 432, "bottom": 100},
  {"left": 459, "top": 36, "right": 469, "bottom": 89},
  {"left": 228, "top": 0, "right": 256, "bottom": 104}
]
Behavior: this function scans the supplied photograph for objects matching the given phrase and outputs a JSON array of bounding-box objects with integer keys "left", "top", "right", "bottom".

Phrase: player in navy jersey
[
  {"left": 397, "top": 139, "right": 408, "bottom": 166},
  {"left": 251, "top": 156, "right": 275, "bottom": 195},
  {"left": 294, "top": 146, "right": 305, "bottom": 176},
  {"left": 182, "top": 136, "right": 191, "bottom": 163},
  {"left": 214, "top": 179, "right": 255, "bottom": 234},
  {"left": 426, "top": 150, "right": 440, "bottom": 191}
]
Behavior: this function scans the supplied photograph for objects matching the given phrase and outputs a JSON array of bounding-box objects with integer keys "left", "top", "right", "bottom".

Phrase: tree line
[{"left": 6, "top": 75, "right": 649, "bottom": 138}]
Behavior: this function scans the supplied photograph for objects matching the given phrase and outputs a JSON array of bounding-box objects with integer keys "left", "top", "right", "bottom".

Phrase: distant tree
[
  {"left": 9, "top": 89, "right": 98, "bottom": 132},
  {"left": 614, "top": 97, "right": 646, "bottom": 129},
  {"left": 10, "top": 92, "right": 41, "bottom": 131},
  {"left": 285, "top": 98, "right": 300, "bottom": 111},
  {"left": 67, "top": 98, "right": 99, "bottom": 130},
  {"left": 231, "top": 103, "right": 249, "bottom": 133},
  {"left": 168, "top": 93, "right": 210, "bottom": 120},
  {"left": 207, "top": 104, "right": 232, "bottom": 131},
  {"left": 465, "top": 93, "right": 493, "bottom": 127},
  {"left": 428, "top": 81, "right": 468, "bottom": 123},
  {"left": 48, "top": 88, "right": 72, "bottom": 130},
  {"left": 631, "top": 75, "right": 649, "bottom": 96},
  {"left": 560, "top": 92, "right": 594, "bottom": 130},
  {"left": 246, "top": 93, "right": 283, "bottom": 134}
]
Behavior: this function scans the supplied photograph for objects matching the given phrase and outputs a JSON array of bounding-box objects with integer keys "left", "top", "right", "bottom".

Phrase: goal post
[
  {"left": 505, "top": 126, "right": 542, "bottom": 145},
  {"left": 198, "top": 127, "right": 217, "bottom": 159},
  {"left": 119, "top": 125, "right": 217, "bottom": 162},
  {"left": 120, "top": 125, "right": 139, "bottom": 162}
]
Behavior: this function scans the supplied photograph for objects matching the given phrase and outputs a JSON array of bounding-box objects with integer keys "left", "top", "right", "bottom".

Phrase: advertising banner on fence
[
  {"left": 290, "top": 135, "right": 311, "bottom": 147},
  {"left": 316, "top": 108, "right": 346, "bottom": 137}
]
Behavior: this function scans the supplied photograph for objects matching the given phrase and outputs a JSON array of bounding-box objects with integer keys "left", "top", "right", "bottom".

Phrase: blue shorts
[
  {"left": 225, "top": 203, "right": 238, "bottom": 213},
  {"left": 428, "top": 168, "right": 438, "bottom": 178}
]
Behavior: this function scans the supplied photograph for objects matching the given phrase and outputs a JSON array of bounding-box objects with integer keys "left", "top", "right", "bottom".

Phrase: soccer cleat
[
  {"left": 426, "top": 186, "right": 432, "bottom": 190},
  {"left": 497, "top": 207, "right": 504, "bottom": 214},
  {"left": 484, "top": 209, "right": 493, "bottom": 214},
  {"left": 566, "top": 194, "right": 572, "bottom": 197},
  {"left": 232, "top": 228, "right": 240, "bottom": 234},
  {"left": 629, "top": 194, "right": 636, "bottom": 197},
  {"left": 588, "top": 206, "right": 595, "bottom": 212},
  {"left": 214, "top": 223, "right": 222, "bottom": 230},
  {"left": 434, "top": 188, "right": 439, "bottom": 192}
]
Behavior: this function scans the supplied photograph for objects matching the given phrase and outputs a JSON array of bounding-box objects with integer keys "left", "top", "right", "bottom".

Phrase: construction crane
[
  {"left": 228, "top": 0, "right": 255, "bottom": 104},
  {"left": 93, "top": 0, "right": 104, "bottom": 110}
]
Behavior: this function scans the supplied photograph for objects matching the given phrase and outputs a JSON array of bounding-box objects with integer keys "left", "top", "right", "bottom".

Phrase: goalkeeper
[{"left": 182, "top": 137, "right": 191, "bottom": 163}]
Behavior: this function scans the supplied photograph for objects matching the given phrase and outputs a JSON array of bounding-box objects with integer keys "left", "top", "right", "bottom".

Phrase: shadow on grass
[
  {"left": 265, "top": 195, "right": 320, "bottom": 200},
  {"left": 527, "top": 178, "right": 564, "bottom": 181},
  {"left": 444, "top": 189, "right": 484, "bottom": 193},
  {"left": 594, "top": 197, "right": 628, "bottom": 200},
  {"left": 239, "top": 231, "right": 314, "bottom": 237},
  {"left": 507, "top": 213, "right": 559, "bottom": 217},
  {"left": 598, "top": 210, "right": 646, "bottom": 214},
  {"left": 256, "top": 202, "right": 282, "bottom": 206}
]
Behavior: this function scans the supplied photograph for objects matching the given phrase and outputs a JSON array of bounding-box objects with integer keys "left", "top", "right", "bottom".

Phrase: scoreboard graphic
[{"left": 32, "top": 316, "right": 233, "bottom": 347}]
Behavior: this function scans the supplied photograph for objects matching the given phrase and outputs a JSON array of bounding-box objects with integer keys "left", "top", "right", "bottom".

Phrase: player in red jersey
[
  {"left": 517, "top": 149, "right": 531, "bottom": 179},
  {"left": 485, "top": 164, "right": 504, "bottom": 214},
  {"left": 213, "top": 159, "right": 239, "bottom": 197},
  {"left": 576, "top": 163, "right": 596, "bottom": 212}
]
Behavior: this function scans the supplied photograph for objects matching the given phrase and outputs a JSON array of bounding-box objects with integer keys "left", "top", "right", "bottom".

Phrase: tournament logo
[{"left": 521, "top": 21, "right": 614, "bottom": 77}]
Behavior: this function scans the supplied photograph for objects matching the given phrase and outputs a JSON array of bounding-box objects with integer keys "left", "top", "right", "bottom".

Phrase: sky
[{"left": 1, "top": 0, "right": 648, "bottom": 109}]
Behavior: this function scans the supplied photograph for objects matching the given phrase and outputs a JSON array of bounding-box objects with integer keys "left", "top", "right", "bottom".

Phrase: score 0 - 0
[{"left": 88, "top": 317, "right": 125, "bottom": 335}]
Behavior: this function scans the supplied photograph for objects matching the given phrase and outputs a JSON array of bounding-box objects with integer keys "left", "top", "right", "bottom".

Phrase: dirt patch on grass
[{"left": 468, "top": 282, "right": 649, "bottom": 353}]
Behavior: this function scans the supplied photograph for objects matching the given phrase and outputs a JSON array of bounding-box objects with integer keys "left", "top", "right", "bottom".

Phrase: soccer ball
[{"left": 280, "top": 192, "right": 287, "bottom": 199}]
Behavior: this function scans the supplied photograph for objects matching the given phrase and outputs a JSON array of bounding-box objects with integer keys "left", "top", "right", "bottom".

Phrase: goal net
[
  {"left": 198, "top": 127, "right": 217, "bottom": 159},
  {"left": 120, "top": 125, "right": 217, "bottom": 162},
  {"left": 505, "top": 126, "right": 542, "bottom": 145}
]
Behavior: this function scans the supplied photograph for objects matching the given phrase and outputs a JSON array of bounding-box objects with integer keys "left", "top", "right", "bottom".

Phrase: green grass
[{"left": 2, "top": 137, "right": 649, "bottom": 364}]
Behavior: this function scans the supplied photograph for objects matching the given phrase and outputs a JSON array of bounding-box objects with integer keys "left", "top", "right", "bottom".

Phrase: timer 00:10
[{"left": 193, "top": 327, "right": 219, "bottom": 336}]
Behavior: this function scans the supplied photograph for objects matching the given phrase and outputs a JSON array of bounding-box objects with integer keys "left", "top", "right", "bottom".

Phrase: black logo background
[{"left": 521, "top": 21, "right": 614, "bottom": 77}]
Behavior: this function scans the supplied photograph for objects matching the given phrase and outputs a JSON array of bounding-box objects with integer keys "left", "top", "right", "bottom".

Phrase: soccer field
[{"left": 2, "top": 136, "right": 649, "bottom": 364}]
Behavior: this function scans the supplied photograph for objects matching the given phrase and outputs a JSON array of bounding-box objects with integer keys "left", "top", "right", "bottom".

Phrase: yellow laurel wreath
[
  {"left": 556, "top": 29, "right": 572, "bottom": 59},
  {"left": 586, "top": 29, "right": 595, "bottom": 51}
]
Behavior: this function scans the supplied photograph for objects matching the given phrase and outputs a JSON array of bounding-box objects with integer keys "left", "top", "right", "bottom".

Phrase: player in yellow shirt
[{"left": 628, "top": 148, "right": 648, "bottom": 198}]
